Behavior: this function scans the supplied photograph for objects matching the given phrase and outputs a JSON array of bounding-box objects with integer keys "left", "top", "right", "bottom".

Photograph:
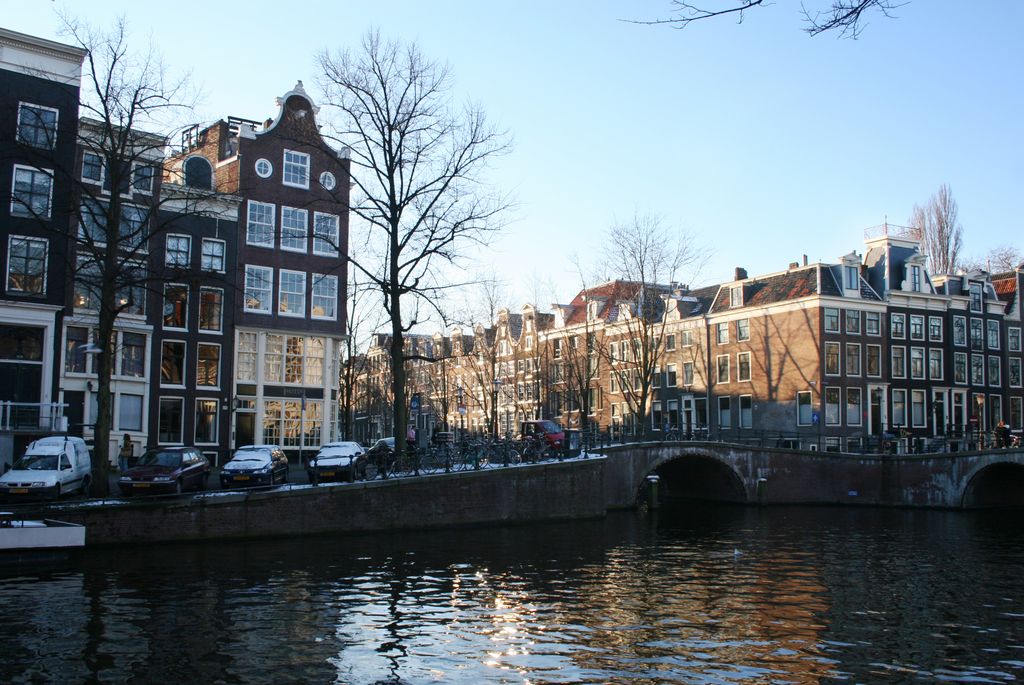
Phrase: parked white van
[{"left": 0, "top": 436, "right": 92, "bottom": 500}]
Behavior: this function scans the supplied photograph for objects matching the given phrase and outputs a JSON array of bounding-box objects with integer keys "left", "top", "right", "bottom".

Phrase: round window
[
  {"left": 255, "top": 158, "right": 273, "bottom": 178},
  {"left": 319, "top": 171, "right": 336, "bottom": 190}
]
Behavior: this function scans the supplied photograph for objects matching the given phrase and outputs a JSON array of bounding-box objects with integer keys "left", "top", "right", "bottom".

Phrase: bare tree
[
  {"left": 637, "top": 1, "right": 904, "bottom": 37},
  {"left": 985, "top": 245, "right": 1023, "bottom": 273},
  {"left": 960, "top": 245, "right": 1023, "bottom": 274},
  {"left": 598, "top": 214, "right": 706, "bottom": 437},
  {"left": 23, "top": 17, "right": 200, "bottom": 496},
  {"left": 909, "top": 183, "right": 963, "bottom": 275},
  {"left": 339, "top": 275, "right": 386, "bottom": 440},
  {"left": 318, "top": 32, "right": 510, "bottom": 460}
]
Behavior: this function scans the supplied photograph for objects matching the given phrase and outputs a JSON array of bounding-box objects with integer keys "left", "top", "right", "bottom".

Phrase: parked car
[
  {"left": 220, "top": 445, "right": 289, "bottom": 488},
  {"left": 0, "top": 436, "right": 92, "bottom": 500},
  {"left": 519, "top": 420, "right": 565, "bottom": 448},
  {"left": 119, "top": 447, "right": 210, "bottom": 496},
  {"left": 307, "top": 441, "right": 367, "bottom": 483},
  {"left": 364, "top": 437, "right": 397, "bottom": 470}
]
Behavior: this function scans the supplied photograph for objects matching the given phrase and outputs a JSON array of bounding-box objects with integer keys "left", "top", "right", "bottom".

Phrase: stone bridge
[{"left": 596, "top": 441, "right": 1024, "bottom": 510}]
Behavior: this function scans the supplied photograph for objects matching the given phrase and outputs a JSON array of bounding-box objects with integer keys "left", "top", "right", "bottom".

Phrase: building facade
[
  {"left": 170, "top": 82, "right": 352, "bottom": 461},
  {"left": 353, "top": 226, "right": 1024, "bottom": 452},
  {"left": 0, "top": 28, "right": 86, "bottom": 463}
]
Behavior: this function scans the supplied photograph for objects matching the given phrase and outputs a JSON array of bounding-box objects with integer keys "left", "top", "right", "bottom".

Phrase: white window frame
[
  {"left": 737, "top": 351, "right": 751, "bottom": 382},
  {"left": 313, "top": 212, "right": 340, "bottom": 256},
  {"left": 246, "top": 201, "right": 275, "bottom": 248},
  {"left": 824, "top": 307, "right": 840, "bottom": 333},
  {"left": 311, "top": 273, "right": 338, "bottom": 320},
  {"left": 201, "top": 238, "right": 226, "bottom": 272},
  {"left": 11, "top": 165, "right": 53, "bottom": 219},
  {"left": 866, "top": 311, "right": 881, "bottom": 336},
  {"left": 929, "top": 348, "right": 944, "bottom": 381},
  {"left": 928, "top": 316, "right": 943, "bottom": 343},
  {"left": 736, "top": 318, "right": 750, "bottom": 342},
  {"left": 891, "top": 345, "right": 906, "bottom": 378},
  {"left": 17, "top": 102, "right": 59, "bottom": 149},
  {"left": 716, "top": 355, "right": 730, "bottom": 384},
  {"left": 6, "top": 235, "right": 48, "bottom": 295},
  {"left": 797, "top": 390, "right": 813, "bottom": 426},
  {"left": 278, "top": 269, "right": 306, "bottom": 317},
  {"left": 911, "top": 389, "right": 926, "bottom": 427},
  {"left": 196, "top": 342, "right": 221, "bottom": 388},
  {"left": 244, "top": 265, "right": 273, "bottom": 314},
  {"left": 846, "top": 387, "right": 862, "bottom": 426},
  {"left": 866, "top": 344, "right": 882, "bottom": 378},
  {"left": 739, "top": 394, "right": 752, "bottom": 429},
  {"left": 988, "top": 356, "right": 1001, "bottom": 387},
  {"left": 199, "top": 287, "right": 224, "bottom": 333},
  {"left": 1010, "top": 358, "right": 1022, "bottom": 388},
  {"left": 846, "top": 342, "right": 861, "bottom": 377},
  {"left": 891, "top": 313, "right": 905, "bottom": 339},
  {"left": 280, "top": 206, "right": 308, "bottom": 253},
  {"left": 158, "top": 397, "right": 185, "bottom": 445},
  {"left": 282, "top": 149, "right": 310, "bottom": 189},
  {"left": 910, "top": 346, "right": 925, "bottom": 380},
  {"left": 160, "top": 340, "right": 187, "bottom": 387},
  {"left": 165, "top": 234, "right": 191, "bottom": 267},
  {"left": 824, "top": 387, "right": 841, "bottom": 426},
  {"left": 909, "top": 314, "right": 925, "bottom": 341},
  {"left": 194, "top": 398, "right": 220, "bottom": 445},
  {"left": 1009, "top": 327, "right": 1021, "bottom": 353},
  {"left": 825, "top": 341, "right": 841, "bottom": 376},
  {"left": 81, "top": 151, "right": 104, "bottom": 185},
  {"left": 162, "top": 283, "right": 189, "bottom": 331},
  {"left": 132, "top": 162, "right": 155, "bottom": 194}
]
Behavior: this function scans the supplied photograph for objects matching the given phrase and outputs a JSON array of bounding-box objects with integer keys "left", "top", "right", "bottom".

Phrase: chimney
[
  {"left": 788, "top": 262, "right": 800, "bottom": 270},
  {"left": 802, "top": 254, "right": 808, "bottom": 266},
  {"left": 734, "top": 267, "right": 747, "bottom": 281}
]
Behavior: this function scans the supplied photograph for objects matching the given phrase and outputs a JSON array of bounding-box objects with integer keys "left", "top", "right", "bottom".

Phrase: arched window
[{"left": 184, "top": 156, "right": 213, "bottom": 190}]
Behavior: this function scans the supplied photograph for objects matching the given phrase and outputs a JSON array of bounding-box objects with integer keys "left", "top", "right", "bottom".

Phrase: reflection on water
[{"left": 1, "top": 506, "right": 1023, "bottom": 684}]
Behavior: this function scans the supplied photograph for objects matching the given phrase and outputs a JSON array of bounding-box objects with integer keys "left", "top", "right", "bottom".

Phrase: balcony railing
[{"left": 0, "top": 402, "right": 68, "bottom": 433}]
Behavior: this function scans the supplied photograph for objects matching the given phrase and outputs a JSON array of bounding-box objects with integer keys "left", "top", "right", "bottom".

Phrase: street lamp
[{"left": 491, "top": 378, "right": 501, "bottom": 440}]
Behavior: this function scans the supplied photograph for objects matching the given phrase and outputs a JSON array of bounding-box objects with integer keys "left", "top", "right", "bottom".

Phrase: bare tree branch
[
  {"left": 633, "top": 0, "right": 905, "bottom": 37},
  {"left": 317, "top": 31, "right": 511, "bottom": 458}
]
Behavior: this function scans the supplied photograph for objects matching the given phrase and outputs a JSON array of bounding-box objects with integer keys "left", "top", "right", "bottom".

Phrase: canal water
[{"left": 1, "top": 505, "right": 1023, "bottom": 684}]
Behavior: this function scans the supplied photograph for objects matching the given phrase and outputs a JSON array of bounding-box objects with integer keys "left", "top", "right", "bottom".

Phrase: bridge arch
[
  {"left": 961, "top": 460, "right": 1024, "bottom": 509},
  {"left": 642, "top": 448, "right": 748, "bottom": 505}
]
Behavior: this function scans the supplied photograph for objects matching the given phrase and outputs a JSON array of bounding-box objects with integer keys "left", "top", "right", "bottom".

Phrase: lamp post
[
  {"left": 491, "top": 378, "right": 501, "bottom": 440},
  {"left": 457, "top": 384, "right": 465, "bottom": 441}
]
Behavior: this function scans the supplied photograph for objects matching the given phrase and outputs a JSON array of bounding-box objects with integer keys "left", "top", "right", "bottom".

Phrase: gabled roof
[
  {"left": 507, "top": 313, "right": 523, "bottom": 342},
  {"left": 710, "top": 267, "right": 821, "bottom": 313},
  {"left": 991, "top": 272, "right": 1019, "bottom": 315},
  {"left": 563, "top": 280, "right": 672, "bottom": 326}
]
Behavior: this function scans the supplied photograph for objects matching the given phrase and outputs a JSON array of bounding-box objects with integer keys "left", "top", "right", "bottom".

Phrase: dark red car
[
  {"left": 118, "top": 447, "right": 210, "bottom": 496},
  {"left": 520, "top": 420, "right": 565, "bottom": 448}
]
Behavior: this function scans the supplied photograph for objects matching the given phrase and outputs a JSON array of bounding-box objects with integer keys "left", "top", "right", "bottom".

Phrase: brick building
[
  {"left": 0, "top": 28, "right": 86, "bottom": 463},
  {"left": 353, "top": 225, "right": 1024, "bottom": 451},
  {"left": 169, "top": 82, "right": 351, "bottom": 461}
]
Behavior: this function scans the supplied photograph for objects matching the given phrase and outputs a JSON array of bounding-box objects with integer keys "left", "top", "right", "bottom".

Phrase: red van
[{"left": 519, "top": 420, "right": 565, "bottom": 448}]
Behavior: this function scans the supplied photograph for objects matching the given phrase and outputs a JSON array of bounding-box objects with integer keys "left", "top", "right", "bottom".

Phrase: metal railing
[{"left": 0, "top": 402, "right": 67, "bottom": 433}]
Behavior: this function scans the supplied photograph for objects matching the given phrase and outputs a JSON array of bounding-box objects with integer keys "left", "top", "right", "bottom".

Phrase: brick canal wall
[{"left": 55, "top": 459, "right": 609, "bottom": 546}]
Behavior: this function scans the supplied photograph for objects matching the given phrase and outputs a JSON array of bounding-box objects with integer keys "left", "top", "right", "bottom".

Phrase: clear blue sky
[{"left": 8, "top": 1, "right": 1023, "bottom": 311}]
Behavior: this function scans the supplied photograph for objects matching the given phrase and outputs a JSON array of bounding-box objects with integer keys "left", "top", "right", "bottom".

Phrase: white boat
[{"left": 0, "top": 512, "right": 85, "bottom": 553}]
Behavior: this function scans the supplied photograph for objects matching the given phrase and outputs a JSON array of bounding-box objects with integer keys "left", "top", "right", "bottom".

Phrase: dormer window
[
  {"left": 587, "top": 300, "right": 599, "bottom": 320},
  {"left": 184, "top": 156, "right": 213, "bottom": 190},
  {"left": 729, "top": 286, "right": 743, "bottom": 308},
  {"left": 970, "top": 282, "right": 983, "bottom": 312},
  {"left": 845, "top": 265, "right": 859, "bottom": 290},
  {"left": 911, "top": 265, "right": 922, "bottom": 292}
]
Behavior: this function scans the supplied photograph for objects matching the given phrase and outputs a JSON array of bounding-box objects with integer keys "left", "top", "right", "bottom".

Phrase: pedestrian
[{"left": 119, "top": 434, "right": 133, "bottom": 472}]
